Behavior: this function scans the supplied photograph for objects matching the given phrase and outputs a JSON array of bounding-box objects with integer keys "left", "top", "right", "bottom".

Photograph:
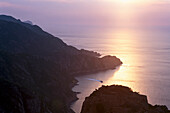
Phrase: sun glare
[
  {"left": 106, "top": 0, "right": 147, "bottom": 4},
  {"left": 118, "top": 0, "right": 144, "bottom": 4},
  {"left": 121, "top": 0, "right": 129, "bottom": 3}
]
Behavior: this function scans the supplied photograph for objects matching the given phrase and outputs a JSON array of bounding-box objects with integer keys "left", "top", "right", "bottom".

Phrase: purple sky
[{"left": 1, "top": 0, "right": 170, "bottom": 35}]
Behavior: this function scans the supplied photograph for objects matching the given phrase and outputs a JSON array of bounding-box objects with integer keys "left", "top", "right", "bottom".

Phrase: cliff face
[
  {"left": 81, "top": 85, "right": 170, "bottom": 113},
  {"left": 0, "top": 52, "right": 77, "bottom": 113},
  {"left": 0, "top": 15, "right": 122, "bottom": 113}
]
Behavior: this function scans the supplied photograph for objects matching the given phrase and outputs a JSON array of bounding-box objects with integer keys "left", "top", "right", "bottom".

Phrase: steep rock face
[
  {"left": 0, "top": 15, "right": 122, "bottom": 113},
  {"left": 0, "top": 79, "right": 51, "bottom": 113},
  {"left": 0, "top": 52, "right": 76, "bottom": 113},
  {"left": 81, "top": 85, "right": 170, "bottom": 113}
]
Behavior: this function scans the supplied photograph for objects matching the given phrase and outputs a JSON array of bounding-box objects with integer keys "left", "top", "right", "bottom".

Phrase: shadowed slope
[
  {"left": 0, "top": 15, "right": 122, "bottom": 113},
  {"left": 81, "top": 85, "right": 170, "bottom": 113}
]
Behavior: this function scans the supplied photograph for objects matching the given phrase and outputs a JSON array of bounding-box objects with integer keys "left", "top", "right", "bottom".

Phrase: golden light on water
[
  {"left": 102, "top": 29, "right": 142, "bottom": 92},
  {"left": 71, "top": 1, "right": 170, "bottom": 112}
]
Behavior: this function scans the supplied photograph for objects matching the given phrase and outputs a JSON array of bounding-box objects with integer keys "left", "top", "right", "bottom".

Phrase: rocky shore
[{"left": 81, "top": 85, "right": 170, "bottom": 113}]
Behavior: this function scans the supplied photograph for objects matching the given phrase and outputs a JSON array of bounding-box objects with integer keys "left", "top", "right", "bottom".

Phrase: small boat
[{"left": 100, "top": 80, "right": 103, "bottom": 83}]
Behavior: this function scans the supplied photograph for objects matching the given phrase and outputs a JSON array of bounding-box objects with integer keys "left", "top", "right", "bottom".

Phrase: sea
[{"left": 59, "top": 28, "right": 170, "bottom": 113}]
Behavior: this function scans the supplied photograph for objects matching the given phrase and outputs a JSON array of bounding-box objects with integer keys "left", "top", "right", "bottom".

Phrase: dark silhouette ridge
[
  {"left": 0, "top": 15, "right": 122, "bottom": 113},
  {"left": 81, "top": 85, "right": 170, "bottom": 113}
]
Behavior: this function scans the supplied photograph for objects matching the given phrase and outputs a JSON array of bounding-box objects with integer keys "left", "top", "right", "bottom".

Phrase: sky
[{"left": 1, "top": 0, "right": 170, "bottom": 35}]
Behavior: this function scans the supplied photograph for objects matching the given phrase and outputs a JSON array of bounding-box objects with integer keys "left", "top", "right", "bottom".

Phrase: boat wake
[{"left": 86, "top": 78, "right": 103, "bottom": 83}]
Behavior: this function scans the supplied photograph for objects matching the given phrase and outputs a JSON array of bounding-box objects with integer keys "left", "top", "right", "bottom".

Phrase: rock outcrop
[{"left": 81, "top": 85, "right": 170, "bottom": 113}]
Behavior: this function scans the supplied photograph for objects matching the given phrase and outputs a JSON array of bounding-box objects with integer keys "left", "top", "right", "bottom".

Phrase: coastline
[
  {"left": 69, "top": 66, "right": 122, "bottom": 113},
  {"left": 0, "top": 15, "right": 124, "bottom": 113},
  {"left": 69, "top": 65, "right": 170, "bottom": 113}
]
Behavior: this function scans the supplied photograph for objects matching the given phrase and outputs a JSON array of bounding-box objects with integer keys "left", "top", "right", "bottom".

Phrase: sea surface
[{"left": 59, "top": 28, "right": 170, "bottom": 113}]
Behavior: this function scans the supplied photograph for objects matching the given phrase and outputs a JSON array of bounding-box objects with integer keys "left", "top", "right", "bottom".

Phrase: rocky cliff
[
  {"left": 0, "top": 15, "right": 122, "bottom": 113},
  {"left": 81, "top": 85, "right": 170, "bottom": 113}
]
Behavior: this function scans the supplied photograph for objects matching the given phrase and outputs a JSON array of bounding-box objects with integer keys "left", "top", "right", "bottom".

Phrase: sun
[
  {"left": 119, "top": 0, "right": 138, "bottom": 3},
  {"left": 121, "top": 0, "right": 129, "bottom": 2},
  {"left": 108, "top": 0, "right": 144, "bottom": 4}
]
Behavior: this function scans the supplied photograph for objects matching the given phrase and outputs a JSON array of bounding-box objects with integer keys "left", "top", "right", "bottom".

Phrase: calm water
[{"left": 60, "top": 29, "right": 170, "bottom": 113}]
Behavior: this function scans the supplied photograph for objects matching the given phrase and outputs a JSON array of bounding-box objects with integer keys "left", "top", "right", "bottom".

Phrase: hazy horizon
[
  {"left": 1, "top": 0, "right": 170, "bottom": 36},
  {"left": 1, "top": 1, "right": 170, "bottom": 113}
]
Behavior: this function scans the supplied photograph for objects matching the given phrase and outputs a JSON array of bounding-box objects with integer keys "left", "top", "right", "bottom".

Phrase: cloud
[
  {"left": 0, "top": 1, "right": 17, "bottom": 7},
  {"left": 27, "top": 0, "right": 83, "bottom": 3},
  {"left": 0, "top": 1, "right": 25, "bottom": 9}
]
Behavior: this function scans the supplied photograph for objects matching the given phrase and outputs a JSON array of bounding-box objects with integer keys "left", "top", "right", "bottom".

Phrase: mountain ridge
[{"left": 0, "top": 15, "right": 122, "bottom": 113}]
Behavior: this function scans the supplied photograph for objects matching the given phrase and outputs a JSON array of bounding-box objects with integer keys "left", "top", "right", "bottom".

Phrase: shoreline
[
  {"left": 69, "top": 66, "right": 122, "bottom": 113},
  {"left": 72, "top": 77, "right": 170, "bottom": 113},
  {"left": 69, "top": 66, "right": 170, "bottom": 113}
]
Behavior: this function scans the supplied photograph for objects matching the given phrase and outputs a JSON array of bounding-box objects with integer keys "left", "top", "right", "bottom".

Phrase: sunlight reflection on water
[{"left": 61, "top": 29, "right": 170, "bottom": 113}]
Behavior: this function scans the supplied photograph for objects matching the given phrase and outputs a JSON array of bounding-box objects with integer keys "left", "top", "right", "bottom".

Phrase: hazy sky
[{"left": 1, "top": 0, "right": 170, "bottom": 35}]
